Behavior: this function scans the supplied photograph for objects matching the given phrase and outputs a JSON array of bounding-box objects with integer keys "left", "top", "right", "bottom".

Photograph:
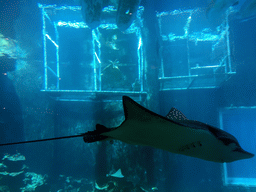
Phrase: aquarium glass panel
[{"left": 220, "top": 107, "right": 256, "bottom": 186}]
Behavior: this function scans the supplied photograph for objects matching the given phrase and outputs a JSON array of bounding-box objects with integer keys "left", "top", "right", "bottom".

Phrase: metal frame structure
[
  {"left": 38, "top": 4, "right": 146, "bottom": 101},
  {"left": 157, "top": 8, "right": 236, "bottom": 90}
]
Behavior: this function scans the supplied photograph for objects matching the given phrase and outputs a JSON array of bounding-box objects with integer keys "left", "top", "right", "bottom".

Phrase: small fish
[{"left": 83, "top": 96, "right": 254, "bottom": 163}]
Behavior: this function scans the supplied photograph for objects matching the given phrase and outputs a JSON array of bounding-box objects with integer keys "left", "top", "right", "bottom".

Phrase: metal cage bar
[
  {"left": 157, "top": 8, "right": 236, "bottom": 90},
  {"left": 38, "top": 4, "right": 146, "bottom": 100}
]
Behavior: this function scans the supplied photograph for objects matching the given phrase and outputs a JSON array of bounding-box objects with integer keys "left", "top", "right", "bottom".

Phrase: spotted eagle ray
[
  {"left": 83, "top": 96, "right": 254, "bottom": 163},
  {"left": 0, "top": 96, "right": 253, "bottom": 163}
]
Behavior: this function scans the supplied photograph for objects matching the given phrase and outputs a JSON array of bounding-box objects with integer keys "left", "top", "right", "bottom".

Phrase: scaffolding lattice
[
  {"left": 38, "top": 4, "right": 146, "bottom": 101},
  {"left": 157, "top": 8, "right": 236, "bottom": 90}
]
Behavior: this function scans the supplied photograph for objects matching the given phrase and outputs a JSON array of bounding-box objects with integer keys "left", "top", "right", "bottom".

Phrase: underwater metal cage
[
  {"left": 157, "top": 8, "right": 236, "bottom": 90},
  {"left": 38, "top": 4, "right": 146, "bottom": 101}
]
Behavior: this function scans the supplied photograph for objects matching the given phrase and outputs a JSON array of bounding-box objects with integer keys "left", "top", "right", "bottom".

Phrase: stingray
[
  {"left": 0, "top": 96, "right": 253, "bottom": 163},
  {"left": 107, "top": 169, "right": 124, "bottom": 178},
  {"left": 83, "top": 96, "right": 254, "bottom": 163}
]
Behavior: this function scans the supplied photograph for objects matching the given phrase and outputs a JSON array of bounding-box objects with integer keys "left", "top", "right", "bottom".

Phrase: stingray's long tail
[
  {"left": 0, "top": 124, "right": 111, "bottom": 146},
  {"left": 0, "top": 134, "right": 84, "bottom": 146},
  {"left": 83, "top": 124, "right": 112, "bottom": 143}
]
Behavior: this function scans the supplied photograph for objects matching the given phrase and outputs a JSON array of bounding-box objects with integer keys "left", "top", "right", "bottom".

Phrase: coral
[{"left": 21, "top": 172, "right": 47, "bottom": 192}]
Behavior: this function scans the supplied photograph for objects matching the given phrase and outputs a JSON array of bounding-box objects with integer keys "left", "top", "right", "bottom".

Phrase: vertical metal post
[
  {"left": 141, "top": 40, "right": 144, "bottom": 91},
  {"left": 186, "top": 13, "right": 192, "bottom": 77},
  {"left": 140, "top": 38, "right": 144, "bottom": 92},
  {"left": 97, "top": 28, "right": 102, "bottom": 91},
  {"left": 158, "top": 17, "right": 164, "bottom": 78},
  {"left": 54, "top": 23, "right": 60, "bottom": 89},
  {"left": 41, "top": 5, "right": 48, "bottom": 90},
  {"left": 91, "top": 28, "right": 102, "bottom": 91},
  {"left": 137, "top": 29, "right": 143, "bottom": 92},
  {"left": 219, "top": 110, "right": 228, "bottom": 185},
  {"left": 92, "top": 29, "right": 97, "bottom": 91},
  {"left": 226, "top": 9, "right": 232, "bottom": 73},
  {"left": 187, "top": 39, "right": 191, "bottom": 77}
]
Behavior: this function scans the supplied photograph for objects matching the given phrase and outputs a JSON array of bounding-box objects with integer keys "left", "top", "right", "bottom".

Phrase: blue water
[{"left": 0, "top": 0, "right": 256, "bottom": 191}]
